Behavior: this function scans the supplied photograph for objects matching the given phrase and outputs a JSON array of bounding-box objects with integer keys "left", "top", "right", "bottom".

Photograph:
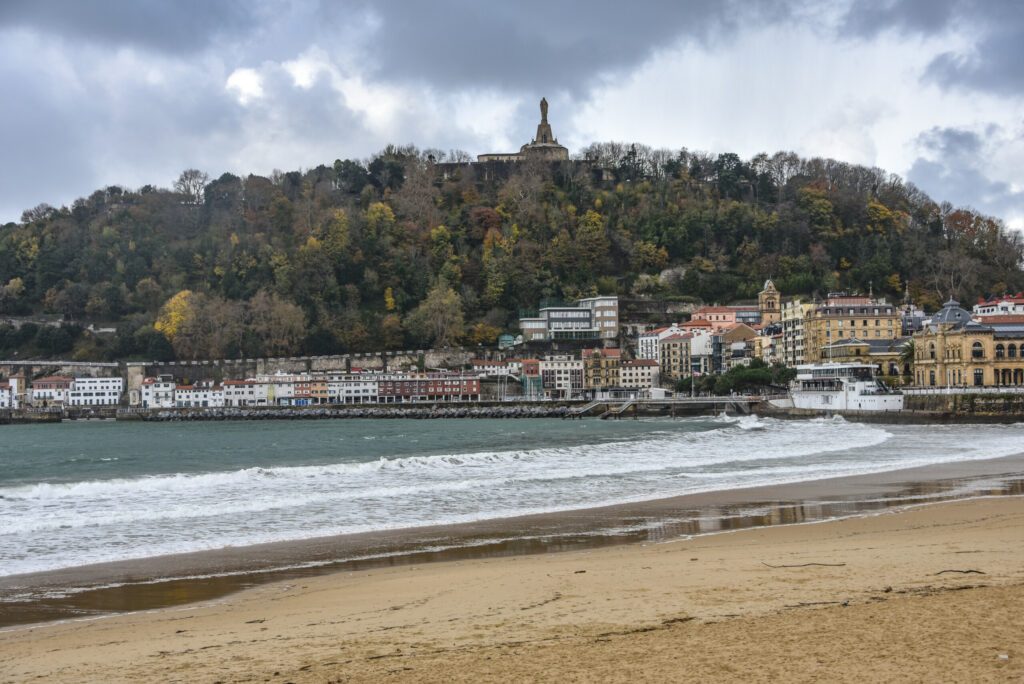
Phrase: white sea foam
[{"left": 2, "top": 418, "right": 1023, "bottom": 577}]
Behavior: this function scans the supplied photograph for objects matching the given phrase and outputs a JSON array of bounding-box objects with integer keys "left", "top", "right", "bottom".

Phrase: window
[
  {"left": 996, "top": 344, "right": 1005, "bottom": 359},
  {"left": 972, "top": 342, "right": 984, "bottom": 359},
  {"left": 929, "top": 343, "right": 936, "bottom": 360},
  {"left": 929, "top": 370, "right": 936, "bottom": 386},
  {"left": 974, "top": 369, "right": 984, "bottom": 386},
  {"left": 1010, "top": 344, "right": 1018, "bottom": 359}
]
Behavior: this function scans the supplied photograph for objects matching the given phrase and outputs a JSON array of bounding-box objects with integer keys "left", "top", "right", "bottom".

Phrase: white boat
[{"left": 791, "top": 363, "right": 903, "bottom": 412}]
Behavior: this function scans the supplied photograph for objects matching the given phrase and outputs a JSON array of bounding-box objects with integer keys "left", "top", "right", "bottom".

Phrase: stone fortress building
[{"left": 477, "top": 98, "right": 570, "bottom": 162}]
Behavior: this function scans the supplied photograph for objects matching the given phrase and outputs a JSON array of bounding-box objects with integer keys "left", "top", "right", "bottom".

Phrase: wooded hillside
[{"left": 1, "top": 144, "right": 1021, "bottom": 361}]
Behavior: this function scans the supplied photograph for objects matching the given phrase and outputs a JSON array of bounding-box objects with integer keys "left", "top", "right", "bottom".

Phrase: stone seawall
[{"left": 128, "top": 404, "right": 570, "bottom": 421}]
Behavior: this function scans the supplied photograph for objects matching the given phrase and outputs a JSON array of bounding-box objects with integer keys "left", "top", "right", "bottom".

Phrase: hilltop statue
[{"left": 475, "top": 95, "right": 569, "bottom": 162}]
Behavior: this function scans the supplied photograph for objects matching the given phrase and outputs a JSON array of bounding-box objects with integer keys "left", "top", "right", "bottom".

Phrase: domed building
[{"left": 912, "top": 298, "right": 1024, "bottom": 387}]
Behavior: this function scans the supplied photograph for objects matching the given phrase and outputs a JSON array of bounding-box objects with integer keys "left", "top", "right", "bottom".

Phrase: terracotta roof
[
  {"left": 641, "top": 326, "right": 672, "bottom": 335},
  {"left": 681, "top": 319, "right": 712, "bottom": 328},
  {"left": 34, "top": 375, "right": 73, "bottom": 383},
  {"left": 622, "top": 359, "right": 659, "bottom": 367},
  {"left": 980, "top": 315, "right": 1024, "bottom": 324},
  {"left": 661, "top": 333, "right": 692, "bottom": 341}
]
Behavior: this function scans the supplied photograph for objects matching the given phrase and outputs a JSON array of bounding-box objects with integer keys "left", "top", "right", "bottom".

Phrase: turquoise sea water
[{"left": 2, "top": 416, "right": 1024, "bottom": 577}]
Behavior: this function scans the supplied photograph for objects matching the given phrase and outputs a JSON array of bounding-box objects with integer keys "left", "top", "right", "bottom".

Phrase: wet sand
[
  {"left": 1, "top": 494, "right": 1022, "bottom": 682},
  {"left": 2, "top": 452, "right": 1024, "bottom": 630}
]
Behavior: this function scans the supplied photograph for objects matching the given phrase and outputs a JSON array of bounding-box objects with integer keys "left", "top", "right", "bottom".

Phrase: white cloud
[{"left": 226, "top": 67, "right": 264, "bottom": 104}]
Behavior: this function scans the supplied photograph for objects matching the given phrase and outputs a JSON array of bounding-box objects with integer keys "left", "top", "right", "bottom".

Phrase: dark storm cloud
[
  {"left": 842, "top": 0, "right": 1024, "bottom": 96},
  {"left": 344, "top": 0, "right": 793, "bottom": 92},
  {"left": 907, "top": 126, "right": 1024, "bottom": 220},
  {"left": 0, "top": 0, "right": 259, "bottom": 54}
]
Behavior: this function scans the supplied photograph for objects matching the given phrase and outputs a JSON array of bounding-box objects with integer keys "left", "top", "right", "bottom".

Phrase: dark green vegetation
[
  {"left": 675, "top": 359, "right": 797, "bottom": 396},
  {"left": 1, "top": 145, "right": 1021, "bottom": 360}
]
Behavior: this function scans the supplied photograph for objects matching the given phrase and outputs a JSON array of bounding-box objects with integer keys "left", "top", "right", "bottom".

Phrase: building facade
[
  {"left": 913, "top": 301, "right": 1024, "bottom": 387},
  {"left": 68, "top": 377, "right": 123, "bottom": 406},
  {"left": 619, "top": 359, "right": 659, "bottom": 389},
  {"left": 582, "top": 348, "right": 621, "bottom": 390},
  {"left": 804, "top": 293, "right": 899, "bottom": 363},
  {"left": 539, "top": 357, "right": 584, "bottom": 399},
  {"left": 659, "top": 333, "right": 692, "bottom": 382}
]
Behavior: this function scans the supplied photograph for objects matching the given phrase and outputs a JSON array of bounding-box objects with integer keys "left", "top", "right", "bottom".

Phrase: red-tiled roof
[
  {"left": 622, "top": 359, "right": 659, "bottom": 367},
  {"left": 981, "top": 315, "right": 1024, "bottom": 324}
]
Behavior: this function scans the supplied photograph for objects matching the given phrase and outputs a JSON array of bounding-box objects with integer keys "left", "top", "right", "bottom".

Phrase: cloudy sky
[{"left": 1, "top": 0, "right": 1022, "bottom": 227}]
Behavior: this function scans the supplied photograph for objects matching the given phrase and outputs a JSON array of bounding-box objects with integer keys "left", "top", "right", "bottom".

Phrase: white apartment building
[
  {"left": 519, "top": 296, "right": 619, "bottom": 342},
  {"left": 470, "top": 360, "right": 509, "bottom": 376},
  {"left": 174, "top": 383, "right": 224, "bottom": 408},
  {"left": 223, "top": 380, "right": 270, "bottom": 407},
  {"left": 688, "top": 329, "right": 718, "bottom": 376},
  {"left": 619, "top": 359, "right": 659, "bottom": 389},
  {"left": 327, "top": 376, "right": 379, "bottom": 404},
  {"left": 782, "top": 299, "right": 813, "bottom": 367},
  {"left": 973, "top": 295, "right": 1024, "bottom": 316},
  {"left": 257, "top": 372, "right": 297, "bottom": 405},
  {"left": 539, "top": 357, "right": 584, "bottom": 400},
  {"left": 0, "top": 382, "right": 11, "bottom": 409},
  {"left": 139, "top": 375, "right": 176, "bottom": 408},
  {"left": 68, "top": 377, "right": 123, "bottom": 406},
  {"left": 637, "top": 324, "right": 682, "bottom": 361}
]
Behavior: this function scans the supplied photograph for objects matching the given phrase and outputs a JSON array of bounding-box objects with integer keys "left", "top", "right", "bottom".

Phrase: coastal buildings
[
  {"left": 174, "top": 382, "right": 225, "bottom": 408},
  {"left": 222, "top": 380, "right": 269, "bottom": 407},
  {"left": 782, "top": 298, "right": 813, "bottom": 366},
  {"left": 803, "top": 293, "right": 899, "bottom": 363},
  {"left": 619, "top": 359, "right": 659, "bottom": 389},
  {"left": 30, "top": 376, "right": 72, "bottom": 406},
  {"left": 67, "top": 377, "right": 124, "bottom": 406},
  {"left": 518, "top": 295, "right": 619, "bottom": 342},
  {"left": 26, "top": 375, "right": 123, "bottom": 407},
  {"left": 912, "top": 299, "right": 1024, "bottom": 387},
  {"left": 140, "top": 375, "right": 176, "bottom": 408},
  {"left": 377, "top": 375, "right": 481, "bottom": 403},
  {"left": 582, "top": 348, "right": 621, "bottom": 391},
  {"left": 659, "top": 333, "right": 692, "bottom": 382},
  {"left": 0, "top": 381, "right": 10, "bottom": 409},
  {"left": 973, "top": 294, "right": 1024, "bottom": 317},
  {"left": 637, "top": 324, "right": 682, "bottom": 361},
  {"left": 540, "top": 357, "right": 584, "bottom": 399}
]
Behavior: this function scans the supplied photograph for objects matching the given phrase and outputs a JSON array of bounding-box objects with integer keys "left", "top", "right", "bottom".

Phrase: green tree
[{"left": 405, "top": 284, "right": 465, "bottom": 348}]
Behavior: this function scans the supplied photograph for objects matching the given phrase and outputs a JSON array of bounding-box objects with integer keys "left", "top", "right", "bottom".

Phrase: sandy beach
[{"left": 2, "top": 494, "right": 1022, "bottom": 682}]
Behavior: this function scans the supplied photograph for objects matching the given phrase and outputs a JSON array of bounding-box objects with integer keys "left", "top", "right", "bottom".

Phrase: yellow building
[
  {"left": 804, "top": 293, "right": 899, "bottom": 363},
  {"left": 912, "top": 300, "right": 1024, "bottom": 387},
  {"left": 582, "top": 348, "right": 621, "bottom": 390},
  {"left": 659, "top": 333, "right": 692, "bottom": 382}
]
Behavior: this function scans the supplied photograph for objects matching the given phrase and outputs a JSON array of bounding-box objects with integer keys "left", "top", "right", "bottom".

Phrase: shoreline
[
  {"left": 3, "top": 450, "right": 1024, "bottom": 630},
  {"left": 2, "top": 496, "right": 1022, "bottom": 682}
]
